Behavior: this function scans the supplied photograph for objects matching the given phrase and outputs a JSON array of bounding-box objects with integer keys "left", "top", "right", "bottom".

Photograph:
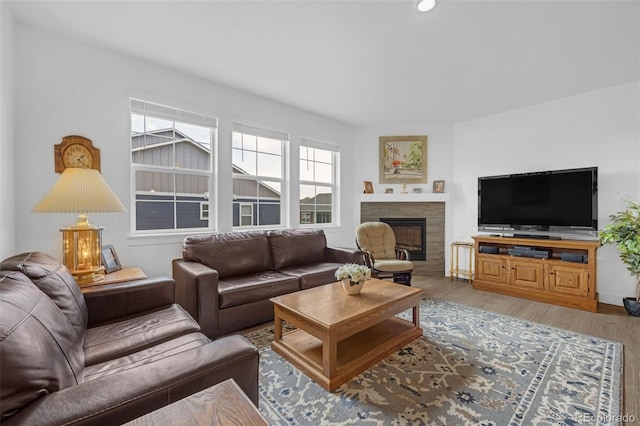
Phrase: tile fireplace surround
[{"left": 360, "top": 193, "right": 448, "bottom": 276}]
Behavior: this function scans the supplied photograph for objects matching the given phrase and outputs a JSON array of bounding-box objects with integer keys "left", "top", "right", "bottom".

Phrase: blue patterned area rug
[{"left": 243, "top": 298, "right": 622, "bottom": 425}]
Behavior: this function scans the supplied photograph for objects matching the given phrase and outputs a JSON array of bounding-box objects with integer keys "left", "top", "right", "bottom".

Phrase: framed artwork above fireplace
[{"left": 379, "top": 135, "right": 427, "bottom": 184}]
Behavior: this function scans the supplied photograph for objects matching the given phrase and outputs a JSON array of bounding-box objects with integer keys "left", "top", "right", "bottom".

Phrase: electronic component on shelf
[
  {"left": 478, "top": 246, "right": 500, "bottom": 254},
  {"left": 506, "top": 246, "right": 550, "bottom": 259}
]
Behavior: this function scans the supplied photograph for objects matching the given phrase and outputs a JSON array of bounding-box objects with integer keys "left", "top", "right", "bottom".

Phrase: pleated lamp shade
[
  {"left": 33, "top": 168, "right": 126, "bottom": 283},
  {"left": 33, "top": 168, "right": 126, "bottom": 214}
]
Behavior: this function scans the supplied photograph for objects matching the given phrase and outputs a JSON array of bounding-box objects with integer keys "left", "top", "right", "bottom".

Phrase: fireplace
[
  {"left": 380, "top": 218, "right": 426, "bottom": 261},
  {"left": 361, "top": 199, "right": 445, "bottom": 276}
]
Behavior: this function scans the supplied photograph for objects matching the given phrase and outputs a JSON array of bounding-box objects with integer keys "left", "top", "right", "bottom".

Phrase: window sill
[{"left": 127, "top": 231, "right": 207, "bottom": 246}]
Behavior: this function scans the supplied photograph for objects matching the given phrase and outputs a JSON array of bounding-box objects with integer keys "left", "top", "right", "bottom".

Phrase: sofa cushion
[
  {"left": 84, "top": 332, "right": 211, "bottom": 382},
  {"left": 0, "top": 271, "right": 85, "bottom": 419},
  {"left": 182, "top": 231, "right": 272, "bottom": 278},
  {"left": 374, "top": 259, "right": 414, "bottom": 272},
  {"left": 268, "top": 229, "right": 327, "bottom": 270},
  {"left": 83, "top": 304, "right": 201, "bottom": 366},
  {"left": 1, "top": 252, "right": 88, "bottom": 340},
  {"left": 279, "top": 262, "right": 342, "bottom": 289},
  {"left": 218, "top": 272, "right": 299, "bottom": 308}
]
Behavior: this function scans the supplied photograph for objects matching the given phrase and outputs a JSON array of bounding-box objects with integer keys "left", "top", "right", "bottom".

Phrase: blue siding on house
[
  {"left": 259, "top": 203, "right": 280, "bottom": 226},
  {"left": 232, "top": 198, "right": 280, "bottom": 226},
  {"left": 177, "top": 202, "right": 208, "bottom": 228},
  {"left": 136, "top": 200, "right": 173, "bottom": 230},
  {"left": 136, "top": 194, "right": 208, "bottom": 230}
]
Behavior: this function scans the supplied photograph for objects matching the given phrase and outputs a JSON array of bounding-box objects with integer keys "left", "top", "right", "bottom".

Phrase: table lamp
[{"left": 33, "top": 168, "right": 127, "bottom": 283}]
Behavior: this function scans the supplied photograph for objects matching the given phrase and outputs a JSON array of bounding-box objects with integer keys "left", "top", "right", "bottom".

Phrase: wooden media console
[{"left": 472, "top": 235, "right": 600, "bottom": 312}]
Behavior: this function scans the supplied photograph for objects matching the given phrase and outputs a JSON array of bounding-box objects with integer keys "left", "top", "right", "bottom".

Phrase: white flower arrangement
[{"left": 335, "top": 263, "right": 371, "bottom": 285}]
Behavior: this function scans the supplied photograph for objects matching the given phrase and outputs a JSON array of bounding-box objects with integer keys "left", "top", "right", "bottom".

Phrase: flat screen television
[{"left": 477, "top": 166, "right": 598, "bottom": 238}]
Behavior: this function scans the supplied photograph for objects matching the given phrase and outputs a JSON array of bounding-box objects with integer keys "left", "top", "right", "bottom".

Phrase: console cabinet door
[
  {"left": 476, "top": 255, "right": 507, "bottom": 284},
  {"left": 548, "top": 264, "right": 589, "bottom": 296},
  {"left": 509, "top": 260, "right": 545, "bottom": 290}
]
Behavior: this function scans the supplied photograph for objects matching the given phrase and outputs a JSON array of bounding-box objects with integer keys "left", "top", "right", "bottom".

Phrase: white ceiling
[{"left": 8, "top": 0, "right": 640, "bottom": 126}]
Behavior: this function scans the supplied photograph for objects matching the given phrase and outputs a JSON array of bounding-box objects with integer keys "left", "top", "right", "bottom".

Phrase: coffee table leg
[
  {"left": 412, "top": 304, "right": 420, "bottom": 327},
  {"left": 274, "top": 307, "right": 282, "bottom": 341},
  {"left": 322, "top": 332, "right": 337, "bottom": 378}
]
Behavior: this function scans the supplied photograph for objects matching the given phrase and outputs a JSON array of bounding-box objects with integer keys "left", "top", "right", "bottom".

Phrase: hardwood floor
[{"left": 411, "top": 275, "right": 639, "bottom": 419}]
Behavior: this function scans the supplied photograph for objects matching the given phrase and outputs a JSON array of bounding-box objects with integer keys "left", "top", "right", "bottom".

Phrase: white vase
[{"left": 341, "top": 278, "right": 365, "bottom": 295}]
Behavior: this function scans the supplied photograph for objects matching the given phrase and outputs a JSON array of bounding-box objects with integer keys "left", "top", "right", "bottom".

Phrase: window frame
[
  {"left": 299, "top": 138, "right": 340, "bottom": 227},
  {"left": 231, "top": 122, "right": 289, "bottom": 230},
  {"left": 130, "top": 99, "right": 217, "bottom": 235}
]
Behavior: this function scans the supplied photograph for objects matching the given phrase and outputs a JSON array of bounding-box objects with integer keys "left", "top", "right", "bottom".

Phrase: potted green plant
[{"left": 599, "top": 198, "right": 640, "bottom": 316}]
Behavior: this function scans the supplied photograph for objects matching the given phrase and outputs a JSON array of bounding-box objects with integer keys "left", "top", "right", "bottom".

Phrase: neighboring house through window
[
  {"left": 232, "top": 123, "right": 288, "bottom": 228},
  {"left": 300, "top": 138, "right": 339, "bottom": 225},
  {"left": 131, "top": 99, "right": 217, "bottom": 233}
]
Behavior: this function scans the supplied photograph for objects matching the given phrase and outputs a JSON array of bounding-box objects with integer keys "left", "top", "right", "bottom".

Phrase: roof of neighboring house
[
  {"left": 131, "top": 129, "right": 210, "bottom": 153},
  {"left": 300, "top": 193, "right": 331, "bottom": 205},
  {"left": 133, "top": 128, "right": 282, "bottom": 198}
]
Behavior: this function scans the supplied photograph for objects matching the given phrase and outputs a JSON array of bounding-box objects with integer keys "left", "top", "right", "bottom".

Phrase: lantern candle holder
[{"left": 61, "top": 215, "right": 105, "bottom": 282}]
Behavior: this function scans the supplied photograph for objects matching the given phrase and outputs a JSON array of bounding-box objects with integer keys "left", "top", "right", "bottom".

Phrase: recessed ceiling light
[{"left": 416, "top": 0, "right": 437, "bottom": 13}]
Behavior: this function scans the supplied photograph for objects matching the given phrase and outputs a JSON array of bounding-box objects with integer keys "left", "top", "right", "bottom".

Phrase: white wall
[
  {"left": 9, "top": 18, "right": 640, "bottom": 307},
  {"left": 352, "top": 124, "right": 456, "bottom": 273},
  {"left": 0, "top": 2, "right": 16, "bottom": 260},
  {"left": 453, "top": 82, "right": 640, "bottom": 305},
  {"left": 14, "top": 23, "right": 357, "bottom": 277}
]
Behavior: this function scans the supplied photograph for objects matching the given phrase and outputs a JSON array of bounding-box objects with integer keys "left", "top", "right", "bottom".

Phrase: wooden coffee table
[{"left": 270, "top": 278, "right": 423, "bottom": 391}]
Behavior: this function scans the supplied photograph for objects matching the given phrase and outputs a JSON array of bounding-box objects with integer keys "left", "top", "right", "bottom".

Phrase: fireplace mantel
[{"left": 360, "top": 193, "right": 449, "bottom": 203}]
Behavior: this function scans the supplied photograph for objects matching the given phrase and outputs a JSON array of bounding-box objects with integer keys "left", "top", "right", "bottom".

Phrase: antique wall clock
[{"left": 54, "top": 135, "right": 101, "bottom": 173}]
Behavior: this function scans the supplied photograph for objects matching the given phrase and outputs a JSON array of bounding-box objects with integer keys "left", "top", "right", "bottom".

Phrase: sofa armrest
[
  {"left": 325, "top": 247, "right": 365, "bottom": 265},
  {"left": 83, "top": 277, "right": 176, "bottom": 327},
  {"left": 2, "top": 335, "right": 259, "bottom": 426},
  {"left": 172, "top": 259, "right": 221, "bottom": 338}
]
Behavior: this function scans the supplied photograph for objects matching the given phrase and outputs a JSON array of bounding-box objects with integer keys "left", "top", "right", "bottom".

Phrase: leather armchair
[{"left": 0, "top": 252, "right": 259, "bottom": 425}]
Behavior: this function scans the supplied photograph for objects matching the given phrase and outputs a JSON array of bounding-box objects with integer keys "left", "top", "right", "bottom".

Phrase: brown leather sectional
[
  {"left": 173, "top": 228, "right": 363, "bottom": 338},
  {"left": 0, "top": 252, "right": 259, "bottom": 425}
]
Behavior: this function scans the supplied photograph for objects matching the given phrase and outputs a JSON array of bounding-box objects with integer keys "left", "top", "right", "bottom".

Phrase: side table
[
  {"left": 450, "top": 241, "right": 474, "bottom": 283},
  {"left": 78, "top": 267, "right": 147, "bottom": 290},
  {"left": 122, "top": 379, "right": 268, "bottom": 425}
]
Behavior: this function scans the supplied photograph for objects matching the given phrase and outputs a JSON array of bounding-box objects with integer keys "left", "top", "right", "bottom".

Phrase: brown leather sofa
[
  {"left": 173, "top": 228, "right": 363, "bottom": 338},
  {"left": 0, "top": 252, "right": 259, "bottom": 425}
]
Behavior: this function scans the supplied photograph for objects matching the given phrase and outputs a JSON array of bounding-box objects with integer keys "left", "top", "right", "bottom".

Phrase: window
[
  {"left": 300, "top": 138, "right": 339, "bottom": 226},
  {"left": 300, "top": 212, "right": 312, "bottom": 224},
  {"left": 240, "top": 203, "right": 254, "bottom": 226},
  {"left": 131, "top": 99, "right": 217, "bottom": 233},
  {"left": 200, "top": 202, "right": 209, "bottom": 221},
  {"left": 232, "top": 123, "right": 288, "bottom": 228}
]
